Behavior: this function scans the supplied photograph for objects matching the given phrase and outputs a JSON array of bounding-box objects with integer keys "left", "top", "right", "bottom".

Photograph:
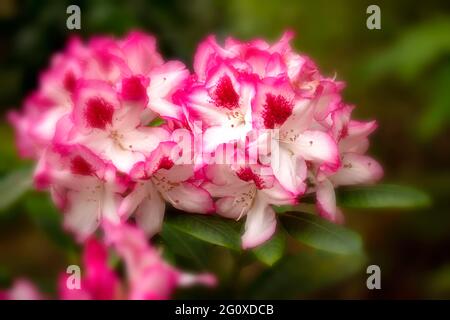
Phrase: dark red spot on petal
[
  {"left": 63, "top": 71, "right": 77, "bottom": 93},
  {"left": 236, "top": 167, "right": 265, "bottom": 189},
  {"left": 157, "top": 156, "right": 174, "bottom": 170},
  {"left": 262, "top": 93, "right": 293, "bottom": 129},
  {"left": 212, "top": 75, "right": 239, "bottom": 109},
  {"left": 85, "top": 97, "right": 114, "bottom": 129},
  {"left": 71, "top": 156, "right": 94, "bottom": 176},
  {"left": 338, "top": 125, "right": 349, "bottom": 141},
  {"left": 121, "top": 76, "right": 147, "bottom": 102}
]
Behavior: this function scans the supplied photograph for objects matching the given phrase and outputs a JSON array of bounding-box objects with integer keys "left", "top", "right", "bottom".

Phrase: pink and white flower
[
  {"left": 120, "top": 141, "right": 214, "bottom": 236},
  {"left": 251, "top": 77, "right": 340, "bottom": 195},
  {"left": 34, "top": 145, "right": 128, "bottom": 241},
  {"left": 204, "top": 163, "right": 296, "bottom": 249},
  {"left": 312, "top": 105, "right": 383, "bottom": 221},
  {"left": 56, "top": 79, "right": 170, "bottom": 173},
  {"left": 181, "top": 65, "right": 256, "bottom": 153}
]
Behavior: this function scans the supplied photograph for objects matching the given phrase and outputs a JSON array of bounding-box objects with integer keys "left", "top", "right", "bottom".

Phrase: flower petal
[
  {"left": 64, "top": 189, "right": 101, "bottom": 241},
  {"left": 312, "top": 80, "right": 343, "bottom": 121},
  {"left": 291, "top": 130, "right": 340, "bottom": 169},
  {"left": 241, "top": 193, "right": 276, "bottom": 249},
  {"left": 164, "top": 182, "right": 214, "bottom": 214},
  {"left": 121, "top": 31, "right": 163, "bottom": 75},
  {"left": 330, "top": 153, "right": 383, "bottom": 186},
  {"left": 183, "top": 86, "right": 230, "bottom": 126},
  {"left": 260, "top": 179, "right": 298, "bottom": 206},
  {"left": 215, "top": 196, "right": 246, "bottom": 219},
  {"left": 339, "top": 120, "right": 378, "bottom": 154},
  {"left": 101, "top": 189, "right": 122, "bottom": 225},
  {"left": 118, "top": 182, "right": 148, "bottom": 219},
  {"left": 202, "top": 125, "right": 248, "bottom": 154},
  {"left": 135, "top": 186, "right": 166, "bottom": 237},
  {"left": 316, "top": 178, "right": 338, "bottom": 222},
  {"left": 271, "top": 143, "right": 307, "bottom": 195},
  {"left": 122, "top": 127, "right": 170, "bottom": 155},
  {"left": 147, "top": 61, "right": 189, "bottom": 116}
]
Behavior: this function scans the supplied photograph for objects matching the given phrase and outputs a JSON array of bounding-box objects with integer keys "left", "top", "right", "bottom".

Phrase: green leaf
[
  {"left": 0, "top": 167, "right": 33, "bottom": 211},
  {"left": 165, "top": 214, "right": 241, "bottom": 251},
  {"left": 337, "top": 184, "right": 431, "bottom": 209},
  {"left": 160, "top": 223, "right": 210, "bottom": 269},
  {"left": 274, "top": 203, "right": 317, "bottom": 214},
  {"left": 247, "top": 251, "right": 366, "bottom": 299},
  {"left": 280, "top": 212, "right": 362, "bottom": 255},
  {"left": 252, "top": 229, "right": 285, "bottom": 266}
]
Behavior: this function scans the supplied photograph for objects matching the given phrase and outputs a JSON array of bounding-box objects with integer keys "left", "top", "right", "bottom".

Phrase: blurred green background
[{"left": 0, "top": 0, "right": 449, "bottom": 299}]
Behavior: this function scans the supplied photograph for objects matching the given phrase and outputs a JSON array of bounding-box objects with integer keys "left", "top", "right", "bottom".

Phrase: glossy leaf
[
  {"left": 280, "top": 212, "right": 362, "bottom": 255},
  {"left": 274, "top": 203, "right": 317, "bottom": 214},
  {"left": 161, "top": 223, "right": 210, "bottom": 268},
  {"left": 252, "top": 229, "right": 285, "bottom": 266},
  {"left": 165, "top": 214, "right": 241, "bottom": 251},
  {"left": 337, "top": 184, "right": 431, "bottom": 209}
]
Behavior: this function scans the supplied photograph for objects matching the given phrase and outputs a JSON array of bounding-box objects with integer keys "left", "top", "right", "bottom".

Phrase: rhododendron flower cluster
[
  {"left": 182, "top": 32, "right": 383, "bottom": 234},
  {"left": 10, "top": 31, "right": 214, "bottom": 240},
  {"left": 7, "top": 30, "right": 382, "bottom": 299}
]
